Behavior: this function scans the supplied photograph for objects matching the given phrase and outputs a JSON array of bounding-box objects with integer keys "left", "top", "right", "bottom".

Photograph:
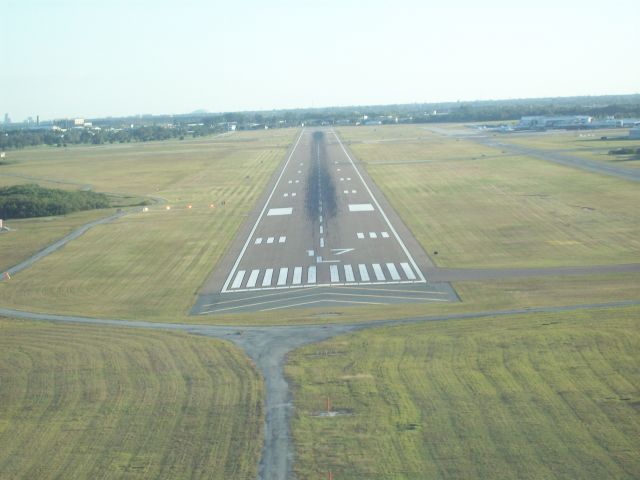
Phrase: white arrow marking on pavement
[{"left": 331, "top": 248, "right": 354, "bottom": 256}]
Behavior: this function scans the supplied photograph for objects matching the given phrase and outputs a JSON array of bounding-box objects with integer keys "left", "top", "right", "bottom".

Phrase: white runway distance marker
[
  {"left": 357, "top": 232, "right": 365, "bottom": 239},
  {"left": 279, "top": 236, "right": 286, "bottom": 243},
  {"left": 348, "top": 203, "right": 374, "bottom": 212},
  {"left": 255, "top": 237, "right": 263, "bottom": 244},
  {"left": 267, "top": 207, "right": 293, "bottom": 216}
]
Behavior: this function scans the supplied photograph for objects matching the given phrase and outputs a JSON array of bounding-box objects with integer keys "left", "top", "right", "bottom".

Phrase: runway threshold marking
[
  {"left": 221, "top": 129, "right": 305, "bottom": 293},
  {"left": 386, "top": 262, "right": 401, "bottom": 280},
  {"left": 277, "top": 268, "right": 289, "bottom": 286},
  {"left": 231, "top": 270, "right": 246, "bottom": 289},
  {"left": 358, "top": 264, "right": 370, "bottom": 282},
  {"left": 372, "top": 263, "right": 385, "bottom": 281},
  {"left": 262, "top": 268, "right": 274, "bottom": 287},
  {"left": 307, "top": 266, "right": 317, "bottom": 284},
  {"left": 246, "top": 269, "right": 260, "bottom": 288},
  {"left": 400, "top": 262, "right": 416, "bottom": 280},
  {"left": 332, "top": 130, "right": 427, "bottom": 283},
  {"left": 344, "top": 264, "right": 355, "bottom": 282}
]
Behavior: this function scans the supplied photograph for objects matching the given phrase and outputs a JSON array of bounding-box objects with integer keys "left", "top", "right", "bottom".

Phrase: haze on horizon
[{"left": 2, "top": 0, "right": 639, "bottom": 122}]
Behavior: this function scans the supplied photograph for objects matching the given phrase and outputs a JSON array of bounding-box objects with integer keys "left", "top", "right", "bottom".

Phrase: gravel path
[{"left": 2, "top": 300, "right": 639, "bottom": 479}]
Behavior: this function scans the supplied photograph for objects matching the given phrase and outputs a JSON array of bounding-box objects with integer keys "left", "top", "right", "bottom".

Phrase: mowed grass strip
[
  {"left": 286, "top": 306, "right": 640, "bottom": 479},
  {"left": 337, "top": 125, "right": 640, "bottom": 268},
  {"left": 0, "top": 317, "right": 263, "bottom": 479},
  {"left": 0, "top": 130, "right": 297, "bottom": 319}
]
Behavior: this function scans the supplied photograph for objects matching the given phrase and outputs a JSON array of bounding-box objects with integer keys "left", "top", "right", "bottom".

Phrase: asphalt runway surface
[{"left": 195, "top": 128, "right": 457, "bottom": 314}]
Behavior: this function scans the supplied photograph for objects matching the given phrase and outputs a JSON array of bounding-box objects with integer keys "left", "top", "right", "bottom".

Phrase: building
[
  {"left": 629, "top": 128, "right": 640, "bottom": 140},
  {"left": 517, "top": 115, "right": 592, "bottom": 130}
]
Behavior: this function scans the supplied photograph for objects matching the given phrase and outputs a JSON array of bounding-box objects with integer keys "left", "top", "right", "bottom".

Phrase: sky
[{"left": 2, "top": 0, "right": 639, "bottom": 121}]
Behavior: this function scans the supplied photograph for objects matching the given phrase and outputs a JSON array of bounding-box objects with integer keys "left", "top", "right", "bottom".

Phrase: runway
[{"left": 194, "top": 128, "right": 457, "bottom": 314}]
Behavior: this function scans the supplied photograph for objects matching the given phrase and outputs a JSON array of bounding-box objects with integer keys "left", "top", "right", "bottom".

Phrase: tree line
[
  {"left": 0, "top": 124, "right": 222, "bottom": 150},
  {"left": 0, "top": 184, "right": 110, "bottom": 219}
]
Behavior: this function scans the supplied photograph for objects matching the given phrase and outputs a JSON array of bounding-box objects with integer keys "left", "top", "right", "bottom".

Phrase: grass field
[
  {"left": 286, "top": 305, "right": 640, "bottom": 479},
  {"left": 0, "top": 317, "right": 263, "bottom": 479},
  {"left": 0, "top": 130, "right": 297, "bottom": 319},
  {"left": 338, "top": 125, "right": 640, "bottom": 269}
]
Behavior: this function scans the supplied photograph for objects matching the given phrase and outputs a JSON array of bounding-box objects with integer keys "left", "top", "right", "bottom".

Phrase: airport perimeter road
[{"left": 194, "top": 129, "right": 456, "bottom": 314}]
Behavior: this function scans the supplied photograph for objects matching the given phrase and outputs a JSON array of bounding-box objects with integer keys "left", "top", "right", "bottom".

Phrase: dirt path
[{"left": 2, "top": 300, "right": 639, "bottom": 479}]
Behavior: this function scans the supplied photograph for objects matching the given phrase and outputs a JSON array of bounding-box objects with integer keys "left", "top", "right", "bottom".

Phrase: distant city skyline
[{"left": 2, "top": 0, "right": 639, "bottom": 122}]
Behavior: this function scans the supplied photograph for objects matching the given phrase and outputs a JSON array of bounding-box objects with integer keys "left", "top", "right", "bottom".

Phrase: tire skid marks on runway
[{"left": 227, "top": 262, "right": 420, "bottom": 290}]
